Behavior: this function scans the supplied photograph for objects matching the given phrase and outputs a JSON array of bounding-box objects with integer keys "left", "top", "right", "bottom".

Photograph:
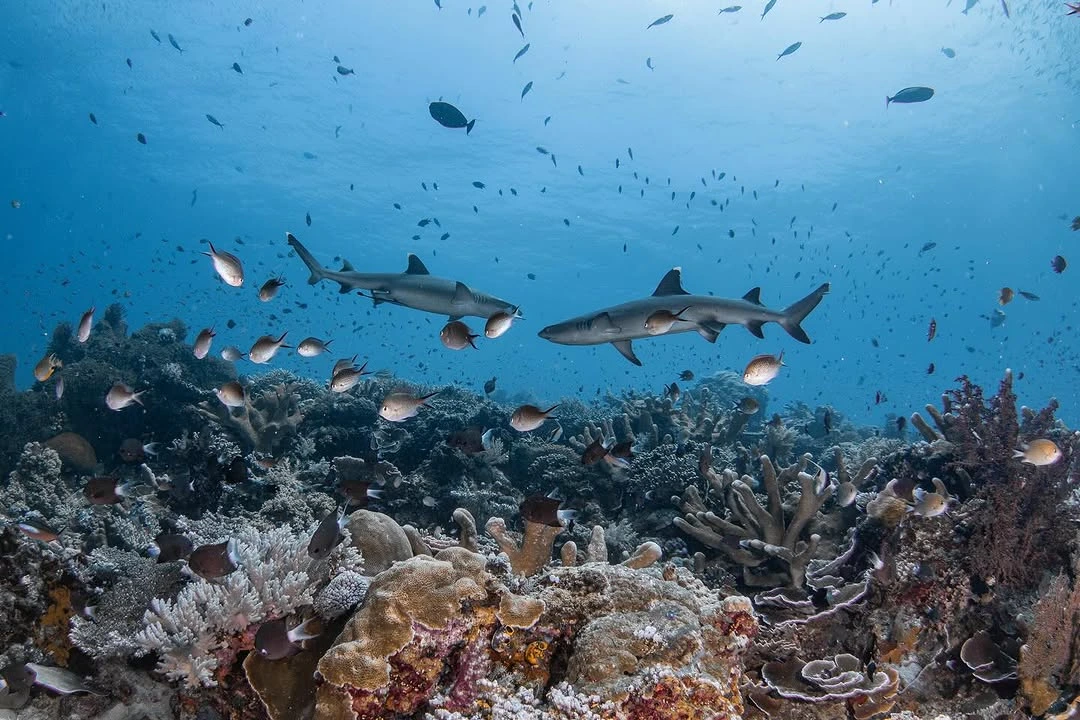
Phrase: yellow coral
[
  {"left": 36, "top": 585, "right": 75, "bottom": 666},
  {"left": 525, "top": 640, "right": 549, "bottom": 666}
]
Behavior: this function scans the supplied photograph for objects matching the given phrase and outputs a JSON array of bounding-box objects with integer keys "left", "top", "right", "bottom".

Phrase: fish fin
[
  {"left": 742, "top": 287, "right": 763, "bottom": 305},
  {"left": 286, "top": 232, "right": 328, "bottom": 285},
  {"left": 339, "top": 285, "right": 353, "bottom": 295},
  {"left": 779, "top": 283, "right": 829, "bottom": 344},
  {"left": 746, "top": 320, "right": 765, "bottom": 339},
  {"left": 612, "top": 340, "right": 642, "bottom": 366},
  {"left": 651, "top": 268, "right": 689, "bottom": 296},
  {"left": 340, "top": 260, "right": 354, "bottom": 271},
  {"left": 466, "top": 119, "right": 475, "bottom": 134},
  {"left": 452, "top": 282, "right": 472, "bottom": 305},
  {"left": 592, "top": 312, "right": 621, "bottom": 334},
  {"left": 696, "top": 322, "right": 725, "bottom": 343},
  {"left": 405, "top": 254, "right": 430, "bottom": 275}
]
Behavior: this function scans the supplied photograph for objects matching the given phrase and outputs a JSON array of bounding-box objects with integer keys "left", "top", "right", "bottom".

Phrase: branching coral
[
  {"left": 193, "top": 383, "right": 305, "bottom": 455},
  {"left": 672, "top": 449, "right": 832, "bottom": 587},
  {"left": 486, "top": 516, "right": 563, "bottom": 577}
]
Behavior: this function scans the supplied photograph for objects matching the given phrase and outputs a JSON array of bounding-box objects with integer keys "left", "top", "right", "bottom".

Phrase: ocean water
[{"left": 2, "top": 0, "right": 1078, "bottom": 425}]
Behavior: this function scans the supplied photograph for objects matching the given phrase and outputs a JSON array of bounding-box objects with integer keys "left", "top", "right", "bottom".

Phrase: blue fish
[
  {"left": 776, "top": 41, "right": 801, "bottom": 60},
  {"left": 647, "top": 14, "right": 674, "bottom": 28},
  {"left": 886, "top": 86, "right": 935, "bottom": 107},
  {"left": 521, "top": 81, "right": 533, "bottom": 99}
]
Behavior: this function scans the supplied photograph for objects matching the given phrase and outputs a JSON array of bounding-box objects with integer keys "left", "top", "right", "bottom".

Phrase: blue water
[{"left": 2, "top": 0, "right": 1078, "bottom": 425}]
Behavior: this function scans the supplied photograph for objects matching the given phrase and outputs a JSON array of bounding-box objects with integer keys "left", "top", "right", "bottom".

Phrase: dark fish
[
  {"left": 88, "top": 112, "right": 97, "bottom": 125},
  {"left": 150, "top": 533, "right": 194, "bottom": 563},
  {"left": 578, "top": 165, "right": 583, "bottom": 175},
  {"left": 188, "top": 540, "right": 240, "bottom": 580},
  {"left": 544, "top": 115, "right": 551, "bottom": 125},
  {"left": 927, "top": 318, "right": 937, "bottom": 341},
  {"left": 628, "top": 147, "right": 633, "bottom": 160},
  {"left": 306, "top": 212, "right": 312, "bottom": 227},
  {"left": 337, "top": 479, "right": 382, "bottom": 507},
  {"left": 521, "top": 81, "right": 533, "bottom": 99},
  {"left": 447, "top": 427, "right": 486, "bottom": 454},
  {"left": 336, "top": 65, "right": 354, "bottom": 76},
  {"left": 1068, "top": 2, "right": 1080, "bottom": 14},
  {"left": 647, "top": 14, "right": 674, "bottom": 28},
  {"left": 777, "top": 42, "right": 802, "bottom": 60},
  {"left": 927, "top": 362, "right": 935, "bottom": 375},
  {"left": 136, "top": 132, "right": 147, "bottom": 144},
  {"left": 1000, "top": 0, "right": 1009, "bottom": 17},
  {"left": 150, "top": 29, "right": 161, "bottom": 43},
  {"left": 191, "top": 189, "right": 197, "bottom": 206},
  {"left": 761, "top": 0, "right": 777, "bottom": 19},
  {"left": 205, "top": 114, "right": 224, "bottom": 129},
  {"left": 646, "top": 57, "right": 654, "bottom": 70},
  {"left": 255, "top": 618, "right": 321, "bottom": 660},
  {"left": 919, "top": 241, "right": 937, "bottom": 253},
  {"left": 244, "top": 17, "right": 253, "bottom": 26},
  {"left": 512, "top": 12, "right": 524, "bottom": 37},
  {"left": 484, "top": 377, "right": 497, "bottom": 394},
  {"left": 679, "top": 370, "right": 694, "bottom": 381},
  {"left": 1071, "top": 216, "right": 1080, "bottom": 231},
  {"left": 823, "top": 409, "right": 833, "bottom": 434},
  {"left": 820, "top": 12, "right": 846, "bottom": 21},
  {"left": 1017, "top": 290, "right": 1040, "bottom": 301},
  {"left": 232, "top": 62, "right": 243, "bottom": 74},
  {"left": 609, "top": 440, "right": 633, "bottom": 459},
  {"left": 519, "top": 495, "right": 563, "bottom": 526},
  {"left": 84, "top": 476, "right": 128, "bottom": 505},
  {"left": 580, "top": 437, "right": 609, "bottom": 465},
  {"left": 418, "top": 218, "right": 431, "bottom": 227},
  {"left": 118, "top": 438, "right": 158, "bottom": 463},
  {"left": 897, "top": 416, "right": 907, "bottom": 433},
  {"left": 308, "top": 508, "right": 347, "bottom": 560},
  {"left": 514, "top": 43, "right": 530, "bottom": 62},
  {"left": 428, "top": 101, "right": 475, "bottom": 134},
  {"left": 887, "top": 87, "right": 935, "bottom": 107},
  {"left": 126, "top": 58, "right": 132, "bottom": 68},
  {"left": 440, "top": 232, "right": 450, "bottom": 241},
  {"left": 225, "top": 456, "right": 248, "bottom": 484},
  {"left": 1051, "top": 255, "right": 1067, "bottom": 273},
  {"left": 167, "top": 33, "right": 183, "bottom": 53},
  {"left": 941, "top": 47, "right": 956, "bottom": 58}
]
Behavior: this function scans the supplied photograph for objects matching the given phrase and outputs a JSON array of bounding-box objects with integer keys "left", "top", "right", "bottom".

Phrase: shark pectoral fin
[
  {"left": 652, "top": 267, "right": 690, "bottom": 296},
  {"left": 338, "top": 285, "right": 353, "bottom": 295},
  {"left": 405, "top": 254, "right": 430, "bottom": 275},
  {"left": 612, "top": 340, "right": 642, "bottom": 366},
  {"left": 452, "top": 282, "right": 473, "bottom": 305},
  {"left": 591, "top": 312, "right": 622, "bottom": 334},
  {"left": 696, "top": 323, "right": 724, "bottom": 343},
  {"left": 746, "top": 320, "right": 765, "bottom": 339},
  {"left": 742, "top": 287, "right": 763, "bottom": 305}
]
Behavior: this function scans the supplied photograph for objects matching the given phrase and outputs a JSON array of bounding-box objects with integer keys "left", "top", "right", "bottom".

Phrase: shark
[
  {"left": 537, "top": 267, "right": 830, "bottom": 365},
  {"left": 287, "top": 232, "right": 520, "bottom": 321}
]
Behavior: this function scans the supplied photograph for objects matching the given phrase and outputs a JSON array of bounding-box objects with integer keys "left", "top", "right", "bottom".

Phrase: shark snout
[{"left": 537, "top": 325, "right": 555, "bottom": 340}]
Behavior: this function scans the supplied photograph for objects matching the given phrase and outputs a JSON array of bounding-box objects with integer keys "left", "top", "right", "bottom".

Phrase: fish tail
[
  {"left": 779, "top": 283, "right": 830, "bottom": 344},
  {"left": 466, "top": 119, "right": 475, "bottom": 135},
  {"left": 420, "top": 391, "right": 440, "bottom": 403},
  {"left": 543, "top": 404, "right": 560, "bottom": 416},
  {"left": 885, "top": 95, "right": 891, "bottom": 109},
  {"left": 286, "top": 232, "right": 329, "bottom": 285}
]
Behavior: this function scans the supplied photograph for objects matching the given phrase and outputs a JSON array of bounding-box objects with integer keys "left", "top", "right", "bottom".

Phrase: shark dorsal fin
[
  {"left": 742, "top": 287, "right": 762, "bottom": 305},
  {"left": 452, "top": 281, "right": 472, "bottom": 305},
  {"left": 340, "top": 260, "right": 354, "bottom": 271},
  {"left": 652, "top": 268, "right": 689, "bottom": 296},
  {"left": 405, "top": 254, "right": 430, "bottom": 275}
]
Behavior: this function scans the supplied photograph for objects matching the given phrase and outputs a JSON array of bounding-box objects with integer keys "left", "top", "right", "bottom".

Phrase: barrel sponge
[{"left": 315, "top": 547, "right": 488, "bottom": 693}]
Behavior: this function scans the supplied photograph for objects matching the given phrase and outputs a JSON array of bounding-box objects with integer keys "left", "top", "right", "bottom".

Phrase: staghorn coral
[
  {"left": 672, "top": 449, "right": 832, "bottom": 587},
  {"left": 133, "top": 524, "right": 362, "bottom": 687},
  {"left": 194, "top": 383, "right": 305, "bottom": 455}
]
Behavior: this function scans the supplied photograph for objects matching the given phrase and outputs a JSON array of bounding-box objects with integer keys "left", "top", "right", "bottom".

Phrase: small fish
[
  {"left": 249, "top": 333, "right": 290, "bottom": 364},
  {"left": 380, "top": 391, "right": 439, "bottom": 422},
  {"left": 106, "top": 382, "right": 145, "bottom": 410},
  {"left": 941, "top": 47, "right": 956, "bottom": 58},
  {"left": 1068, "top": 2, "right": 1080, "bottom": 14},
  {"left": 927, "top": 318, "right": 937, "bottom": 341},
  {"left": 664, "top": 383, "right": 680, "bottom": 404},
  {"left": 990, "top": 309, "right": 1006, "bottom": 328},
  {"left": 473, "top": 181, "right": 486, "bottom": 189},
  {"left": 484, "top": 377, "right": 497, "bottom": 394},
  {"left": 232, "top": 62, "right": 243, "bottom": 74},
  {"left": 823, "top": 409, "right": 833, "bottom": 434},
  {"left": 256, "top": 618, "right": 322, "bottom": 660},
  {"left": 718, "top": 5, "right": 742, "bottom": 13},
  {"left": 927, "top": 362, "right": 935, "bottom": 375},
  {"left": 1051, "top": 255, "right": 1067, "bottom": 273},
  {"left": 761, "top": 0, "right": 777, "bottom": 20},
  {"left": 337, "top": 65, "right": 355, "bottom": 76},
  {"left": 330, "top": 362, "right": 371, "bottom": 393},
  {"left": 16, "top": 519, "right": 60, "bottom": 543},
  {"left": 777, "top": 42, "right": 802, "bottom": 60},
  {"left": 886, "top": 87, "right": 935, "bottom": 107},
  {"left": 118, "top": 438, "right": 159, "bottom": 463},
  {"left": 962, "top": 0, "right": 978, "bottom": 13},
  {"left": 55, "top": 376, "right": 64, "bottom": 400},
  {"left": 188, "top": 540, "right": 241, "bottom": 580},
  {"left": 258, "top": 276, "right": 286, "bottom": 302},
  {"left": 148, "top": 533, "right": 194, "bottom": 563},
  {"left": 735, "top": 397, "right": 760, "bottom": 415},
  {"left": 510, "top": 404, "right": 558, "bottom": 432},
  {"left": 440, "top": 320, "right": 479, "bottom": 350},
  {"left": 216, "top": 380, "right": 246, "bottom": 408},
  {"left": 521, "top": 81, "right": 533, "bottom": 99},
  {"left": 485, "top": 308, "right": 520, "bottom": 339},
  {"left": 897, "top": 416, "right": 908, "bottom": 433},
  {"left": 910, "top": 483, "right": 950, "bottom": 517},
  {"left": 998, "top": 287, "right": 1014, "bottom": 305},
  {"left": 512, "top": 12, "right": 525, "bottom": 37},
  {"left": 919, "top": 242, "right": 937, "bottom": 254},
  {"left": 205, "top": 114, "right": 224, "bottom": 129},
  {"left": 644, "top": 306, "right": 691, "bottom": 335},
  {"left": 191, "top": 189, "right": 198, "bottom": 207},
  {"left": 136, "top": 132, "right": 147, "bottom": 144},
  {"left": 742, "top": 351, "right": 784, "bottom": 386},
  {"left": 547, "top": 422, "right": 564, "bottom": 443},
  {"left": 646, "top": 57, "right": 654, "bottom": 70},
  {"left": 203, "top": 242, "right": 244, "bottom": 286},
  {"left": 297, "top": 337, "right": 332, "bottom": 357},
  {"left": 679, "top": 370, "right": 694, "bottom": 381},
  {"left": 835, "top": 481, "right": 857, "bottom": 507},
  {"left": 220, "top": 346, "right": 245, "bottom": 361},
  {"left": 88, "top": 112, "right": 98, "bottom": 125},
  {"left": 150, "top": 29, "right": 161, "bottom": 43},
  {"left": 332, "top": 355, "right": 358, "bottom": 377},
  {"left": 820, "top": 12, "right": 846, "bottom": 21},
  {"left": 84, "top": 476, "right": 130, "bottom": 505},
  {"left": 580, "top": 437, "right": 610, "bottom": 465},
  {"left": 308, "top": 507, "right": 348, "bottom": 560},
  {"left": 428, "top": 101, "right": 476, "bottom": 134},
  {"left": 1014, "top": 439, "right": 1062, "bottom": 466},
  {"left": 305, "top": 212, "right": 312, "bottom": 227},
  {"left": 76, "top": 307, "right": 95, "bottom": 343},
  {"left": 478, "top": 5, "right": 487, "bottom": 16},
  {"left": 647, "top": 14, "right": 674, "bottom": 28},
  {"left": 1072, "top": 216, "right": 1080, "bottom": 231},
  {"left": 520, "top": 495, "right": 573, "bottom": 527},
  {"left": 167, "top": 33, "right": 183, "bottom": 53},
  {"left": 193, "top": 327, "right": 216, "bottom": 359},
  {"left": 514, "top": 43, "right": 530, "bottom": 62},
  {"left": 1017, "top": 290, "right": 1040, "bottom": 301}
]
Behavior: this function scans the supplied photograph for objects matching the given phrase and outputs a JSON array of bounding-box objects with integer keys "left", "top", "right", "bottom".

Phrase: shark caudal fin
[
  {"left": 779, "top": 283, "right": 830, "bottom": 344},
  {"left": 286, "top": 232, "right": 329, "bottom": 285}
]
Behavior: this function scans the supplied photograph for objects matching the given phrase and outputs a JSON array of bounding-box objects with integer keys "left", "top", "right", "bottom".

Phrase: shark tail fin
[
  {"left": 286, "top": 232, "right": 328, "bottom": 285},
  {"left": 779, "top": 283, "right": 830, "bottom": 344}
]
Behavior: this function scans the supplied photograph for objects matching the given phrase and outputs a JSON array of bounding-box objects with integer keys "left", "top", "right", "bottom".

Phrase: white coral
[{"left": 134, "top": 524, "right": 362, "bottom": 687}]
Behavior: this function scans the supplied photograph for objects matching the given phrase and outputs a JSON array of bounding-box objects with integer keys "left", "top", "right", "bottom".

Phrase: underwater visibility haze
[{"left": 1, "top": 1, "right": 1079, "bottom": 719}]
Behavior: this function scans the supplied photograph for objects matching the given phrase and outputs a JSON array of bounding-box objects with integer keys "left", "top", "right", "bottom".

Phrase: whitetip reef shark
[
  {"left": 538, "top": 268, "right": 830, "bottom": 365},
  {"left": 287, "top": 232, "right": 521, "bottom": 321}
]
